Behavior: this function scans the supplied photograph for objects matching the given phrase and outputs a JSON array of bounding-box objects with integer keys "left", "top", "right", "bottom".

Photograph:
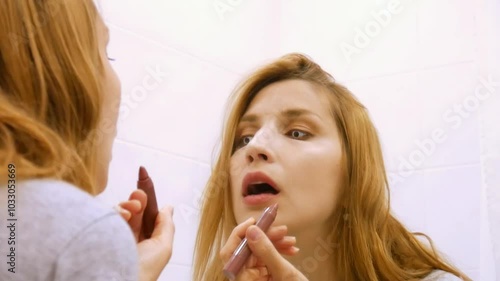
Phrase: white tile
[
  {"left": 98, "top": 140, "right": 211, "bottom": 266},
  {"left": 279, "top": 0, "right": 418, "bottom": 81},
  {"left": 347, "top": 73, "right": 424, "bottom": 172},
  {"left": 416, "top": 63, "right": 482, "bottom": 168},
  {"left": 159, "top": 263, "right": 192, "bottom": 281},
  {"left": 423, "top": 166, "right": 481, "bottom": 270},
  {"left": 389, "top": 170, "right": 427, "bottom": 232},
  {"left": 416, "top": 0, "right": 476, "bottom": 67},
  {"left": 106, "top": 26, "right": 241, "bottom": 163},
  {"left": 99, "top": 0, "right": 281, "bottom": 74}
]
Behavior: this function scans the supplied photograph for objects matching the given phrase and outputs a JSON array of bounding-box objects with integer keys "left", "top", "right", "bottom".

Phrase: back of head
[{"left": 0, "top": 0, "right": 104, "bottom": 194}]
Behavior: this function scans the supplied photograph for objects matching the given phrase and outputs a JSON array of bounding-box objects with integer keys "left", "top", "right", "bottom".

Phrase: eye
[
  {"left": 241, "top": 135, "right": 253, "bottom": 146},
  {"left": 234, "top": 135, "right": 254, "bottom": 149},
  {"left": 287, "top": 129, "right": 310, "bottom": 140}
]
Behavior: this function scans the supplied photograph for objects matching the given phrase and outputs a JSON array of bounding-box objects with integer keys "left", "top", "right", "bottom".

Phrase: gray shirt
[{"left": 0, "top": 179, "right": 138, "bottom": 281}]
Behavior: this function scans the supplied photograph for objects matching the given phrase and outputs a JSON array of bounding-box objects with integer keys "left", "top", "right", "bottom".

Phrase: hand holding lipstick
[
  {"left": 220, "top": 218, "right": 307, "bottom": 281},
  {"left": 116, "top": 167, "right": 175, "bottom": 281}
]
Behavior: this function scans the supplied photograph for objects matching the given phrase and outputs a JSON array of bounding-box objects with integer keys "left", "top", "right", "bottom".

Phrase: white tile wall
[{"left": 96, "top": 0, "right": 498, "bottom": 280}]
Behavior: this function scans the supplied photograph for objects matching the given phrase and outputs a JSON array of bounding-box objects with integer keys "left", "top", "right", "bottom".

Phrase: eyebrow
[{"left": 239, "top": 108, "right": 322, "bottom": 124}]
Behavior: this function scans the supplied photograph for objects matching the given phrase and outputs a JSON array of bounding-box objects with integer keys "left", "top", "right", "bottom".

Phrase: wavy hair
[{"left": 0, "top": 0, "right": 105, "bottom": 194}]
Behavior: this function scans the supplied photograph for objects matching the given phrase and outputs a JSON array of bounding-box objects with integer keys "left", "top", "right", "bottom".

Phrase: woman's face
[
  {"left": 95, "top": 19, "right": 121, "bottom": 192},
  {"left": 229, "top": 79, "right": 343, "bottom": 234}
]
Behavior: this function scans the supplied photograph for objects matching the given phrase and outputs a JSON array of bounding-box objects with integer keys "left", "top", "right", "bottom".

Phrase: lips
[{"left": 242, "top": 172, "right": 280, "bottom": 197}]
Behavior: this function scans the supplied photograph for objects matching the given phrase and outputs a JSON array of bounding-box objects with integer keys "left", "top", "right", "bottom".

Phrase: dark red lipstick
[{"left": 137, "top": 166, "right": 159, "bottom": 239}]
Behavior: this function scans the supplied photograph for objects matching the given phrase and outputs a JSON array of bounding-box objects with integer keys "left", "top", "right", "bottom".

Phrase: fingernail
[{"left": 247, "top": 226, "right": 261, "bottom": 241}]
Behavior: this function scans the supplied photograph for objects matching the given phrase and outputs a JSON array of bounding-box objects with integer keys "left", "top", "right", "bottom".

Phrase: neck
[{"left": 285, "top": 223, "right": 338, "bottom": 281}]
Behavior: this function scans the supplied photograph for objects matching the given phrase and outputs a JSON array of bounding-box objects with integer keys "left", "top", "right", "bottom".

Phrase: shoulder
[
  {"left": 13, "top": 178, "right": 133, "bottom": 244},
  {"left": 54, "top": 210, "right": 139, "bottom": 281},
  {"left": 16, "top": 178, "right": 115, "bottom": 224},
  {"left": 0, "top": 179, "right": 138, "bottom": 280},
  {"left": 422, "top": 270, "right": 464, "bottom": 281}
]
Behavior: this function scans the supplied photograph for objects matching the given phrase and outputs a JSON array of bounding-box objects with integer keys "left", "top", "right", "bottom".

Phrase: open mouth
[
  {"left": 242, "top": 172, "right": 281, "bottom": 197},
  {"left": 245, "top": 182, "right": 280, "bottom": 196}
]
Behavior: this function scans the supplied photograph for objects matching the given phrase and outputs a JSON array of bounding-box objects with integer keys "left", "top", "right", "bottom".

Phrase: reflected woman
[{"left": 194, "top": 53, "right": 470, "bottom": 281}]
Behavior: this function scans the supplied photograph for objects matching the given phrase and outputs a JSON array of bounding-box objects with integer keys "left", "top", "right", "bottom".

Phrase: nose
[{"left": 245, "top": 130, "right": 274, "bottom": 164}]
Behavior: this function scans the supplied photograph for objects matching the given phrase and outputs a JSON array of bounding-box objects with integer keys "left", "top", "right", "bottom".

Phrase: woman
[
  {"left": 0, "top": 1, "right": 173, "bottom": 280},
  {"left": 194, "top": 53, "right": 470, "bottom": 281}
]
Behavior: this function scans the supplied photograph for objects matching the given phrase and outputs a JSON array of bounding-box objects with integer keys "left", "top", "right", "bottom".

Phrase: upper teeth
[{"left": 251, "top": 181, "right": 266, "bottom": 185}]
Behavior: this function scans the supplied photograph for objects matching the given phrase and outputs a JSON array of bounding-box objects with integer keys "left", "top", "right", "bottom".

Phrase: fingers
[
  {"left": 125, "top": 189, "right": 147, "bottom": 241},
  {"left": 150, "top": 206, "right": 175, "bottom": 249},
  {"left": 266, "top": 225, "right": 288, "bottom": 241},
  {"left": 219, "top": 217, "right": 256, "bottom": 263},
  {"left": 136, "top": 205, "right": 175, "bottom": 281},
  {"left": 220, "top": 221, "right": 296, "bottom": 264},
  {"left": 118, "top": 199, "right": 141, "bottom": 217},
  {"left": 246, "top": 226, "right": 305, "bottom": 281},
  {"left": 114, "top": 205, "right": 132, "bottom": 221},
  {"left": 273, "top": 236, "right": 298, "bottom": 255}
]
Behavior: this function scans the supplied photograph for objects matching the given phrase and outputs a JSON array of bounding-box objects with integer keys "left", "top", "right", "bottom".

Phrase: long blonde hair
[
  {"left": 0, "top": 0, "right": 105, "bottom": 194},
  {"left": 193, "top": 53, "right": 470, "bottom": 281}
]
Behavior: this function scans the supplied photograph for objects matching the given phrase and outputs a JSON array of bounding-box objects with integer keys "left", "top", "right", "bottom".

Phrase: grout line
[
  {"left": 105, "top": 22, "right": 245, "bottom": 76},
  {"left": 386, "top": 162, "right": 481, "bottom": 174},
  {"left": 114, "top": 138, "right": 212, "bottom": 168},
  {"left": 345, "top": 60, "right": 475, "bottom": 84}
]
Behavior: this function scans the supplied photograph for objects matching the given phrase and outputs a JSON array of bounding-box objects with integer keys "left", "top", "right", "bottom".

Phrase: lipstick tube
[
  {"left": 137, "top": 166, "right": 159, "bottom": 239},
  {"left": 223, "top": 203, "right": 278, "bottom": 280}
]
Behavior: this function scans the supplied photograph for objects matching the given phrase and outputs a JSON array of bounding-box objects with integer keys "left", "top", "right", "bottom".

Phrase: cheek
[
  {"left": 229, "top": 155, "right": 247, "bottom": 222},
  {"left": 229, "top": 157, "right": 242, "bottom": 197},
  {"left": 291, "top": 147, "right": 342, "bottom": 201}
]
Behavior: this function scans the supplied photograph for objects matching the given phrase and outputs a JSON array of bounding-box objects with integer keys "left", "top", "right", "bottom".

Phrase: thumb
[
  {"left": 150, "top": 206, "right": 175, "bottom": 246},
  {"left": 245, "top": 225, "right": 299, "bottom": 280}
]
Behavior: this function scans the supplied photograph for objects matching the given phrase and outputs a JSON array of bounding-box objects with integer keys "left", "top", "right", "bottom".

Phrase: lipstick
[
  {"left": 223, "top": 203, "right": 278, "bottom": 280},
  {"left": 137, "top": 166, "right": 159, "bottom": 239}
]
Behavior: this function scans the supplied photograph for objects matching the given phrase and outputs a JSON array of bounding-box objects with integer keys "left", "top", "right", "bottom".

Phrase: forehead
[{"left": 245, "top": 79, "right": 332, "bottom": 116}]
